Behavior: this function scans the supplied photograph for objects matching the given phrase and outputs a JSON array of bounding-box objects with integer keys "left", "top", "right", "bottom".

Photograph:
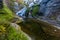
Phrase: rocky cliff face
[{"left": 40, "top": 0, "right": 60, "bottom": 20}]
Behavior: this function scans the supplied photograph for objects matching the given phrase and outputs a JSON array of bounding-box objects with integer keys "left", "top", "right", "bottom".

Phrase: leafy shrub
[{"left": 32, "top": 6, "right": 39, "bottom": 16}]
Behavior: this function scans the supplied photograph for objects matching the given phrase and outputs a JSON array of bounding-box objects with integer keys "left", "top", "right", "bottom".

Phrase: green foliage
[
  {"left": 0, "top": 23, "right": 29, "bottom": 40},
  {"left": 32, "top": 6, "right": 39, "bottom": 16},
  {"left": 0, "top": 5, "right": 14, "bottom": 22},
  {"left": 0, "top": 3, "right": 29, "bottom": 40},
  {"left": 6, "top": 26, "right": 29, "bottom": 40}
]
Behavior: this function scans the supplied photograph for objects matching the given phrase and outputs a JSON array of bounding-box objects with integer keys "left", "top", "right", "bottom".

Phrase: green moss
[
  {"left": 7, "top": 26, "right": 28, "bottom": 40},
  {"left": 0, "top": 4, "right": 29, "bottom": 40},
  {"left": 0, "top": 5, "right": 14, "bottom": 22},
  {"left": 0, "top": 23, "right": 29, "bottom": 40}
]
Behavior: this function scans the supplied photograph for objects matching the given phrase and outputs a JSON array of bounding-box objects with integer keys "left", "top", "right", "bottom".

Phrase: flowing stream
[{"left": 18, "top": 19, "right": 59, "bottom": 40}]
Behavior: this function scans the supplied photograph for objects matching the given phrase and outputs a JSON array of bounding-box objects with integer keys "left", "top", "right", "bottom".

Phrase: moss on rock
[{"left": 0, "top": 4, "right": 30, "bottom": 40}]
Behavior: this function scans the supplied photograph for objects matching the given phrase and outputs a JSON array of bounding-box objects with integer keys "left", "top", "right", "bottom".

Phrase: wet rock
[
  {"left": 57, "top": 15, "right": 60, "bottom": 21},
  {"left": 40, "top": 0, "right": 60, "bottom": 19},
  {"left": 10, "top": 23, "right": 21, "bottom": 31},
  {"left": 39, "top": 0, "right": 50, "bottom": 15}
]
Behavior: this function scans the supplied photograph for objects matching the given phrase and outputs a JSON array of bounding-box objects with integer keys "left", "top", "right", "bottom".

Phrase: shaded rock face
[
  {"left": 0, "top": 0, "right": 3, "bottom": 9},
  {"left": 40, "top": 0, "right": 50, "bottom": 15},
  {"left": 40, "top": 0, "right": 60, "bottom": 20}
]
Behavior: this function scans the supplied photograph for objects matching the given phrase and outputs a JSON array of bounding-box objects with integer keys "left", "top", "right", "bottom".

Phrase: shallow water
[{"left": 18, "top": 20, "right": 60, "bottom": 40}]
